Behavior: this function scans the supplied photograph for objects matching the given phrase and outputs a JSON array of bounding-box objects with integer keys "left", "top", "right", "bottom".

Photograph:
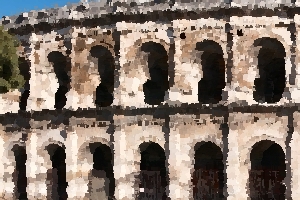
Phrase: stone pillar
[
  {"left": 0, "top": 132, "right": 7, "bottom": 198},
  {"left": 291, "top": 112, "right": 300, "bottom": 198},
  {"left": 65, "top": 129, "right": 89, "bottom": 200},
  {"left": 168, "top": 117, "right": 193, "bottom": 200},
  {"left": 113, "top": 115, "right": 136, "bottom": 200},
  {"left": 227, "top": 114, "right": 248, "bottom": 200},
  {"left": 26, "top": 131, "right": 48, "bottom": 200}
]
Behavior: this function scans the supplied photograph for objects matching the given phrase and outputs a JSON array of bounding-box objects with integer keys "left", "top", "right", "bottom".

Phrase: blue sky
[{"left": 0, "top": 0, "right": 81, "bottom": 17}]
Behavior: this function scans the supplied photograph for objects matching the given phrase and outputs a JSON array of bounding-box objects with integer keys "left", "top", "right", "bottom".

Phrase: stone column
[
  {"left": 26, "top": 131, "right": 48, "bottom": 200},
  {"left": 291, "top": 112, "right": 300, "bottom": 198},
  {"left": 0, "top": 132, "right": 7, "bottom": 198},
  {"left": 227, "top": 113, "right": 248, "bottom": 200},
  {"left": 65, "top": 129, "right": 89, "bottom": 200},
  {"left": 168, "top": 117, "right": 193, "bottom": 200},
  {"left": 113, "top": 115, "right": 137, "bottom": 200}
]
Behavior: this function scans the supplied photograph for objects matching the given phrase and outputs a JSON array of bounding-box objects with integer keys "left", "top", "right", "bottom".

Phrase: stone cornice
[
  {"left": 0, "top": 103, "right": 296, "bottom": 125},
  {"left": 2, "top": 2, "right": 300, "bottom": 36}
]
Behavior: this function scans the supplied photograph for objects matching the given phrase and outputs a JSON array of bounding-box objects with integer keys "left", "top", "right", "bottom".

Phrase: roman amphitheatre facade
[{"left": 0, "top": 0, "right": 300, "bottom": 199}]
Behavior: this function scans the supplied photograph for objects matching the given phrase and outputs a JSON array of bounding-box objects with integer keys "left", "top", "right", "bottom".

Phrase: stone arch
[
  {"left": 249, "top": 140, "right": 286, "bottom": 199},
  {"left": 77, "top": 136, "right": 110, "bottom": 165},
  {"left": 196, "top": 40, "right": 226, "bottom": 104},
  {"left": 90, "top": 45, "right": 115, "bottom": 107},
  {"left": 11, "top": 144, "right": 27, "bottom": 200},
  {"left": 138, "top": 141, "right": 168, "bottom": 199},
  {"left": 87, "top": 142, "right": 115, "bottom": 199},
  {"left": 192, "top": 141, "right": 225, "bottom": 199},
  {"left": 47, "top": 51, "right": 72, "bottom": 109},
  {"left": 141, "top": 41, "right": 169, "bottom": 105},
  {"left": 45, "top": 143, "right": 68, "bottom": 200},
  {"left": 253, "top": 37, "right": 286, "bottom": 104}
]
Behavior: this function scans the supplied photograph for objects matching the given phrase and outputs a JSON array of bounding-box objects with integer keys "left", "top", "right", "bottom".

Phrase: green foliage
[{"left": 0, "top": 25, "right": 25, "bottom": 93}]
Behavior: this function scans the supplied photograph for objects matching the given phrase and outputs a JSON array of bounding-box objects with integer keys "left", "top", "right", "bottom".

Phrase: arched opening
[
  {"left": 89, "top": 143, "right": 115, "bottom": 199},
  {"left": 196, "top": 40, "right": 226, "bottom": 104},
  {"left": 253, "top": 38, "right": 286, "bottom": 103},
  {"left": 249, "top": 140, "right": 286, "bottom": 199},
  {"left": 18, "top": 57, "right": 31, "bottom": 111},
  {"left": 141, "top": 42, "right": 169, "bottom": 105},
  {"left": 46, "top": 144, "right": 68, "bottom": 200},
  {"left": 139, "top": 142, "right": 168, "bottom": 199},
  {"left": 193, "top": 142, "right": 225, "bottom": 199},
  {"left": 47, "top": 51, "right": 71, "bottom": 109},
  {"left": 90, "top": 46, "right": 115, "bottom": 107},
  {"left": 12, "top": 145, "right": 27, "bottom": 200}
]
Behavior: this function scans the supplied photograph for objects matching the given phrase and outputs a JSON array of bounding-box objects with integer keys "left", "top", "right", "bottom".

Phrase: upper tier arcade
[{"left": 1, "top": 0, "right": 300, "bottom": 114}]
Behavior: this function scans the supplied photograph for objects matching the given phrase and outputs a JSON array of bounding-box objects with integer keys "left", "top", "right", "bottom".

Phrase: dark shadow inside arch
[
  {"left": 141, "top": 42, "right": 169, "bottom": 105},
  {"left": 89, "top": 142, "right": 115, "bottom": 199},
  {"left": 253, "top": 37, "right": 286, "bottom": 104},
  {"left": 90, "top": 46, "right": 115, "bottom": 107},
  {"left": 249, "top": 140, "right": 286, "bottom": 199},
  {"left": 46, "top": 144, "right": 68, "bottom": 200},
  {"left": 18, "top": 57, "right": 31, "bottom": 111},
  {"left": 139, "top": 142, "right": 168, "bottom": 200},
  {"left": 193, "top": 141, "right": 225, "bottom": 200},
  {"left": 47, "top": 51, "right": 71, "bottom": 110},
  {"left": 12, "top": 145, "right": 28, "bottom": 200},
  {"left": 196, "top": 40, "right": 226, "bottom": 104}
]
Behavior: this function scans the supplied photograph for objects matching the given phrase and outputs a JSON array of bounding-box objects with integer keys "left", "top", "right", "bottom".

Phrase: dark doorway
[
  {"left": 196, "top": 40, "right": 226, "bottom": 104},
  {"left": 12, "top": 145, "right": 28, "bottom": 200},
  {"left": 253, "top": 38, "right": 286, "bottom": 103},
  {"left": 18, "top": 57, "right": 31, "bottom": 111},
  {"left": 139, "top": 142, "right": 168, "bottom": 200},
  {"left": 141, "top": 42, "right": 169, "bottom": 105},
  {"left": 89, "top": 143, "right": 115, "bottom": 199},
  {"left": 193, "top": 142, "right": 225, "bottom": 199},
  {"left": 90, "top": 46, "right": 115, "bottom": 107},
  {"left": 46, "top": 144, "right": 68, "bottom": 200},
  {"left": 249, "top": 140, "right": 286, "bottom": 199},
  {"left": 47, "top": 51, "right": 71, "bottom": 109}
]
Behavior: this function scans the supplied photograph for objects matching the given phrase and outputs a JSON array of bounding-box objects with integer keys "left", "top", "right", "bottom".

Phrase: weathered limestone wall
[
  {"left": 1, "top": 16, "right": 300, "bottom": 112},
  {"left": 230, "top": 16, "right": 293, "bottom": 105},
  {"left": 291, "top": 112, "right": 300, "bottom": 199},
  {"left": 116, "top": 21, "right": 172, "bottom": 108},
  {"left": 26, "top": 30, "right": 70, "bottom": 111},
  {"left": 0, "top": 129, "right": 25, "bottom": 199},
  {"left": 171, "top": 19, "right": 228, "bottom": 104},
  {"left": 227, "top": 113, "right": 289, "bottom": 199},
  {"left": 232, "top": 0, "right": 294, "bottom": 7},
  {"left": 1, "top": 2, "right": 300, "bottom": 200},
  {"left": 113, "top": 115, "right": 166, "bottom": 199},
  {"left": 169, "top": 114, "right": 224, "bottom": 199},
  {"left": 68, "top": 27, "right": 116, "bottom": 110}
]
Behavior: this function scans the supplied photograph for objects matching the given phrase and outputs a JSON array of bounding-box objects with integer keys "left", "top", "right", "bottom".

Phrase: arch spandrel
[
  {"left": 68, "top": 27, "right": 116, "bottom": 109},
  {"left": 230, "top": 16, "right": 292, "bottom": 105},
  {"left": 228, "top": 113, "right": 288, "bottom": 168},
  {"left": 27, "top": 31, "right": 71, "bottom": 110},
  {"left": 77, "top": 134, "right": 111, "bottom": 165},
  {"left": 118, "top": 27, "right": 171, "bottom": 107},
  {"left": 171, "top": 19, "right": 228, "bottom": 104}
]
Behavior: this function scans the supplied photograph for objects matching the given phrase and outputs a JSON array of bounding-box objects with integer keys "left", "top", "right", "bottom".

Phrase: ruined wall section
[
  {"left": 68, "top": 26, "right": 116, "bottom": 110},
  {"left": 227, "top": 113, "right": 289, "bottom": 199},
  {"left": 171, "top": 19, "right": 228, "bottom": 105},
  {"left": 230, "top": 16, "right": 293, "bottom": 105},
  {"left": 168, "top": 114, "right": 225, "bottom": 199},
  {"left": 26, "top": 29, "right": 70, "bottom": 111},
  {"left": 116, "top": 21, "right": 172, "bottom": 108}
]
